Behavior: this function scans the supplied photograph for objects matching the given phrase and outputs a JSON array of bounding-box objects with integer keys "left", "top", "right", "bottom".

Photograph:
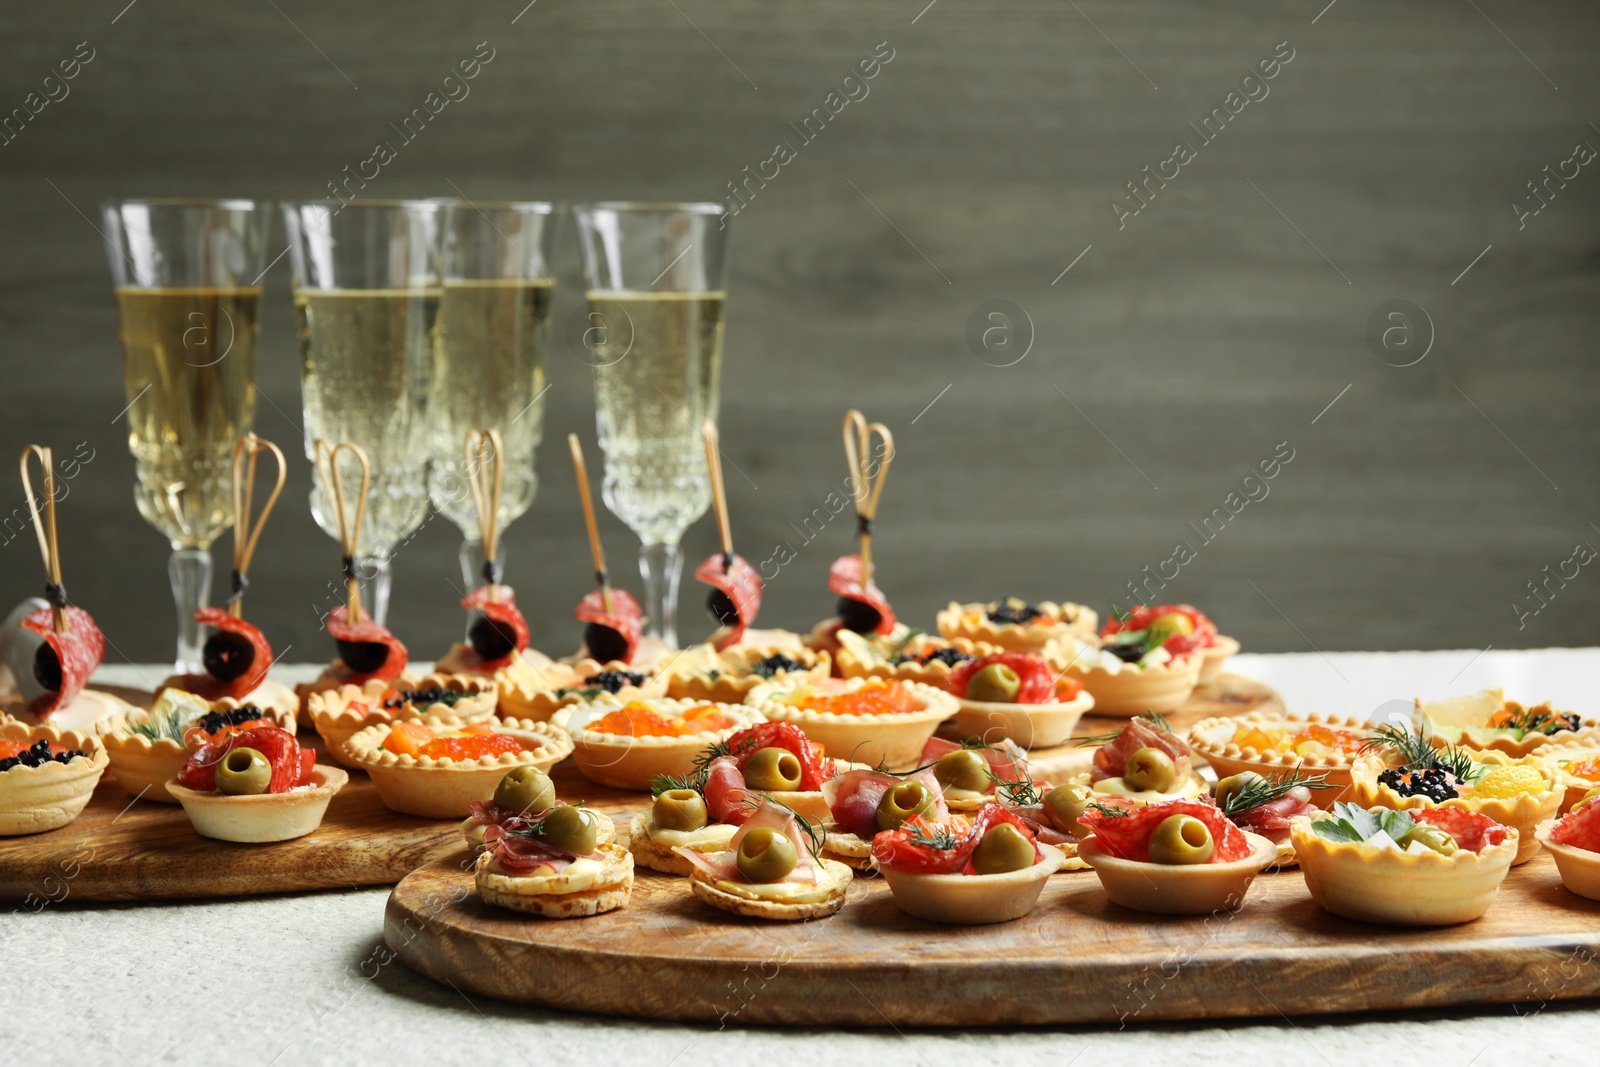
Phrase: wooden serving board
[{"left": 387, "top": 850, "right": 1600, "bottom": 1027}]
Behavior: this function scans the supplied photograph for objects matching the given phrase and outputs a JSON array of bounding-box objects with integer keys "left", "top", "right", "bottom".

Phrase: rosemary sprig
[
  {"left": 1361, "top": 723, "right": 1485, "bottom": 783},
  {"left": 126, "top": 712, "right": 187, "bottom": 744},
  {"left": 1218, "top": 765, "right": 1333, "bottom": 817}
]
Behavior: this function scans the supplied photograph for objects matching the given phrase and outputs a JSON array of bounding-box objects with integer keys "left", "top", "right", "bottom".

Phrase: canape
[
  {"left": 551, "top": 698, "right": 760, "bottom": 791},
  {"left": 873, "top": 803, "right": 1065, "bottom": 923},
  {"left": 1292, "top": 802, "right": 1517, "bottom": 925},
  {"left": 1046, "top": 632, "right": 1202, "bottom": 718},
  {"left": 461, "top": 766, "right": 616, "bottom": 849},
  {"left": 308, "top": 674, "right": 497, "bottom": 768},
  {"left": 992, "top": 775, "right": 1102, "bottom": 872},
  {"left": 747, "top": 676, "right": 956, "bottom": 770},
  {"left": 1414, "top": 688, "right": 1598, "bottom": 759},
  {"left": 1187, "top": 712, "right": 1370, "bottom": 802},
  {"left": 920, "top": 736, "right": 1033, "bottom": 813},
  {"left": 820, "top": 763, "right": 950, "bottom": 869},
  {"left": 676, "top": 797, "right": 853, "bottom": 920},
  {"left": 158, "top": 603, "right": 297, "bottom": 724},
  {"left": 936, "top": 597, "right": 1099, "bottom": 654},
  {"left": 1351, "top": 724, "right": 1561, "bottom": 865},
  {"left": 1536, "top": 794, "right": 1600, "bottom": 901},
  {"left": 1077, "top": 798, "right": 1277, "bottom": 914},
  {"left": 98, "top": 687, "right": 296, "bottom": 803},
  {"left": 1535, "top": 744, "right": 1600, "bottom": 812},
  {"left": 833, "top": 630, "right": 988, "bottom": 687},
  {"left": 1099, "top": 604, "right": 1238, "bottom": 686},
  {"left": 1083, "top": 713, "right": 1208, "bottom": 805},
  {"left": 166, "top": 724, "right": 347, "bottom": 843},
  {"left": 629, "top": 780, "right": 737, "bottom": 876},
  {"left": 664, "top": 643, "right": 831, "bottom": 703},
  {"left": 805, "top": 555, "right": 903, "bottom": 656},
  {"left": 689, "top": 720, "right": 848, "bottom": 823},
  {"left": 1214, "top": 767, "right": 1333, "bottom": 867},
  {"left": 295, "top": 606, "right": 412, "bottom": 724},
  {"left": 0, "top": 719, "right": 108, "bottom": 835},
  {"left": 944, "top": 650, "right": 1094, "bottom": 749},
  {"left": 342, "top": 715, "right": 572, "bottom": 818},
  {"left": 473, "top": 778, "right": 633, "bottom": 918}
]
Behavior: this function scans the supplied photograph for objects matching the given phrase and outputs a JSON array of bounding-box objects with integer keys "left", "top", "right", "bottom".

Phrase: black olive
[
  {"left": 1107, "top": 642, "right": 1146, "bottom": 664},
  {"left": 336, "top": 639, "right": 391, "bottom": 674},
  {"left": 583, "top": 621, "right": 631, "bottom": 664},
  {"left": 31, "top": 643, "right": 62, "bottom": 692},
  {"left": 706, "top": 588, "right": 740, "bottom": 627},
  {"left": 202, "top": 630, "right": 256, "bottom": 681},
  {"left": 468, "top": 614, "right": 519, "bottom": 660},
  {"left": 836, "top": 596, "right": 883, "bottom": 635}
]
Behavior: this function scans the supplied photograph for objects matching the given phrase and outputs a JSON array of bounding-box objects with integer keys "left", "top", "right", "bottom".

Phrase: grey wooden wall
[{"left": 2, "top": 0, "right": 1597, "bottom": 668}]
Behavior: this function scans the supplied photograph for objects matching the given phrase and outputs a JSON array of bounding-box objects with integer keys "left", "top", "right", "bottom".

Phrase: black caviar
[
  {"left": 0, "top": 739, "right": 85, "bottom": 773},
  {"left": 194, "top": 705, "right": 267, "bottom": 735},
  {"left": 383, "top": 687, "right": 472, "bottom": 710},
  {"left": 751, "top": 654, "right": 805, "bottom": 678},
  {"left": 1377, "top": 766, "right": 1459, "bottom": 803}
]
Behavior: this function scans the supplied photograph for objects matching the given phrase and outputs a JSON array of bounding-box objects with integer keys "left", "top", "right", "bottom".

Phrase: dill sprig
[
  {"left": 1084, "top": 797, "right": 1132, "bottom": 819},
  {"left": 1218, "top": 765, "right": 1333, "bottom": 817},
  {"left": 649, "top": 772, "right": 702, "bottom": 797},
  {"left": 1074, "top": 710, "right": 1173, "bottom": 747},
  {"left": 904, "top": 818, "right": 961, "bottom": 850},
  {"left": 989, "top": 766, "right": 1043, "bottom": 806}
]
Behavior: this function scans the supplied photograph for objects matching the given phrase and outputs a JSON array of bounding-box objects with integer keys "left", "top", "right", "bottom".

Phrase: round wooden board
[{"left": 387, "top": 847, "right": 1600, "bottom": 1027}]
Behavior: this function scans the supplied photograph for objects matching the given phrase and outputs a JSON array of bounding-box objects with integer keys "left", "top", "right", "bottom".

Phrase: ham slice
[
  {"left": 823, "top": 767, "right": 948, "bottom": 840},
  {"left": 919, "top": 737, "right": 1032, "bottom": 795},
  {"left": 675, "top": 798, "right": 821, "bottom": 884},
  {"left": 1091, "top": 716, "right": 1192, "bottom": 783},
  {"left": 1231, "top": 786, "right": 1317, "bottom": 843}
]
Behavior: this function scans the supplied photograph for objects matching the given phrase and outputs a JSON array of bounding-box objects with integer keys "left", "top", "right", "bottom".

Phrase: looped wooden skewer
[
  {"left": 313, "top": 439, "right": 373, "bottom": 624},
  {"left": 567, "top": 434, "right": 613, "bottom": 615},
  {"left": 842, "top": 409, "right": 895, "bottom": 582},
  {"left": 19, "top": 445, "right": 68, "bottom": 635},
  {"left": 701, "top": 419, "right": 734, "bottom": 565},
  {"left": 465, "top": 429, "right": 506, "bottom": 601},
  {"left": 228, "top": 434, "right": 287, "bottom": 618}
]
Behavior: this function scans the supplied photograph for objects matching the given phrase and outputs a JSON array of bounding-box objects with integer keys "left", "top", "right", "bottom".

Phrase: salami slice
[
  {"left": 461, "top": 584, "right": 531, "bottom": 669},
  {"left": 694, "top": 553, "right": 764, "bottom": 650},
  {"left": 1415, "top": 807, "right": 1513, "bottom": 854},
  {"left": 947, "top": 652, "right": 1058, "bottom": 704},
  {"left": 21, "top": 605, "right": 105, "bottom": 717},
  {"left": 165, "top": 607, "right": 274, "bottom": 700},
  {"left": 871, "top": 803, "right": 1040, "bottom": 874},
  {"left": 325, "top": 606, "right": 408, "bottom": 683},
  {"left": 827, "top": 554, "right": 895, "bottom": 635},
  {"left": 575, "top": 588, "right": 643, "bottom": 664},
  {"left": 1079, "top": 797, "right": 1251, "bottom": 863}
]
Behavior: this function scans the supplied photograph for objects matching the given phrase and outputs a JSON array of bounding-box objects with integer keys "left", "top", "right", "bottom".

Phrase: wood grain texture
[
  {"left": 1, "top": 0, "right": 1598, "bottom": 666},
  {"left": 386, "top": 844, "right": 1600, "bottom": 1027}
]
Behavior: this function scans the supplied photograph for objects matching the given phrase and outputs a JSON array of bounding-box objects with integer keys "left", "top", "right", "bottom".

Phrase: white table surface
[{"left": 10, "top": 649, "right": 1600, "bottom": 1067}]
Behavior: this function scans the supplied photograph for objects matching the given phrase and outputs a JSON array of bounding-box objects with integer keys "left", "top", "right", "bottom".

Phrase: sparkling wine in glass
[
  {"left": 574, "top": 202, "right": 730, "bottom": 648},
  {"left": 283, "top": 200, "right": 441, "bottom": 624},
  {"left": 102, "top": 198, "right": 269, "bottom": 674}
]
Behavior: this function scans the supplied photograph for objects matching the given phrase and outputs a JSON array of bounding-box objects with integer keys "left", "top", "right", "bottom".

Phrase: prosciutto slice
[
  {"left": 919, "top": 737, "right": 1032, "bottom": 793},
  {"left": 460, "top": 584, "right": 531, "bottom": 669},
  {"left": 21, "top": 605, "right": 104, "bottom": 717},
  {"left": 1230, "top": 786, "right": 1317, "bottom": 844},
  {"left": 575, "top": 588, "right": 643, "bottom": 663},
  {"left": 674, "top": 798, "right": 821, "bottom": 884},
  {"left": 827, "top": 554, "right": 895, "bottom": 635},
  {"left": 326, "top": 606, "right": 408, "bottom": 682},
  {"left": 694, "top": 553, "right": 763, "bottom": 650},
  {"left": 1091, "top": 716, "right": 1192, "bottom": 783},
  {"left": 823, "top": 767, "right": 948, "bottom": 840}
]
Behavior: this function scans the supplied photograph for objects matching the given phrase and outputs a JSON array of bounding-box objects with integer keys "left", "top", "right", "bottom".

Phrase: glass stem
[
  {"left": 639, "top": 541, "right": 683, "bottom": 649},
  {"left": 168, "top": 547, "right": 212, "bottom": 676},
  {"left": 457, "top": 538, "right": 508, "bottom": 638},
  {"left": 358, "top": 553, "right": 394, "bottom": 627}
]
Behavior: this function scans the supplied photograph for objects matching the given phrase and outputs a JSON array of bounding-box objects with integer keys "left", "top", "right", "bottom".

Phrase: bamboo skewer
[
  {"left": 19, "top": 445, "right": 68, "bottom": 635},
  {"left": 701, "top": 419, "right": 734, "bottom": 565},
  {"left": 313, "top": 439, "right": 373, "bottom": 625},
  {"left": 567, "top": 434, "right": 613, "bottom": 615},
  {"left": 228, "top": 434, "right": 287, "bottom": 619},
  {"left": 842, "top": 409, "right": 895, "bottom": 584},
  {"left": 464, "top": 429, "right": 506, "bottom": 602}
]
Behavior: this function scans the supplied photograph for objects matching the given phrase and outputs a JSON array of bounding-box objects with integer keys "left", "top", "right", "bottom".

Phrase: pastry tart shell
[
  {"left": 295, "top": 664, "right": 421, "bottom": 725},
  {"left": 1079, "top": 831, "right": 1277, "bottom": 915},
  {"left": 1535, "top": 820, "right": 1600, "bottom": 902},
  {"left": 0, "top": 720, "right": 109, "bottom": 836},
  {"left": 309, "top": 674, "right": 497, "bottom": 769},
  {"left": 97, "top": 694, "right": 296, "bottom": 804},
  {"left": 877, "top": 842, "right": 1065, "bottom": 923},
  {"left": 343, "top": 715, "right": 574, "bottom": 819},
  {"left": 1533, "top": 743, "right": 1600, "bottom": 812},
  {"left": 936, "top": 601, "right": 1099, "bottom": 653},
  {"left": 1196, "top": 635, "right": 1241, "bottom": 686},
  {"left": 1412, "top": 704, "right": 1600, "bottom": 760},
  {"left": 1187, "top": 711, "right": 1371, "bottom": 801},
  {"left": 627, "top": 810, "right": 736, "bottom": 876},
  {"left": 950, "top": 690, "right": 1095, "bottom": 750},
  {"left": 1060, "top": 655, "right": 1201, "bottom": 718},
  {"left": 665, "top": 645, "right": 832, "bottom": 703},
  {"left": 747, "top": 679, "right": 958, "bottom": 771},
  {"left": 833, "top": 635, "right": 997, "bottom": 689},
  {"left": 1290, "top": 814, "right": 1517, "bottom": 925},
  {"left": 687, "top": 857, "right": 854, "bottom": 920},
  {"left": 1349, "top": 753, "right": 1559, "bottom": 865},
  {"left": 166, "top": 765, "right": 349, "bottom": 843},
  {"left": 475, "top": 840, "right": 634, "bottom": 917},
  {"left": 551, "top": 699, "right": 764, "bottom": 792}
]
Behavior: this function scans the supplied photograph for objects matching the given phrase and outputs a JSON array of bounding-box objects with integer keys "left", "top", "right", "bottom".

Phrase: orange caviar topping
[
  {"left": 383, "top": 720, "right": 522, "bottom": 760},
  {"left": 588, "top": 702, "right": 734, "bottom": 737},
  {"left": 790, "top": 679, "right": 919, "bottom": 716},
  {"left": 1565, "top": 759, "right": 1600, "bottom": 782},
  {"left": 1230, "top": 722, "right": 1365, "bottom": 755}
]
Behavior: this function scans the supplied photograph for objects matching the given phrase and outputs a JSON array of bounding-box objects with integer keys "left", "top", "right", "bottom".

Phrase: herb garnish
[{"left": 1218, "top": 765, "right": 1333, "bottom": 817}]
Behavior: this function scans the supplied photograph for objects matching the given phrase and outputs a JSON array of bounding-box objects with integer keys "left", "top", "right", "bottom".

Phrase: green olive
[
  {"left": 493, "top": 766, "right": 556, "bottom": 814},
  {"left": 743, "top": 746, "right": 803, "bottom": 791},
  {"left": 735, "top": 826, "right": 798, "bottom": 882},
  {"left": 1398, "top": 824, "right": 1459, "bottom": 856},
  {"left": 1147, "top": 814, "right": 1215, "bottom": 865},
  {"left": 875, "top": 780, "right": 939, "bottom": 831},
  {"left": 1576, "top": 787, "right": 1600, "bottom": 811},
  {"left": 965, "top": 663, "right": 1022, "bottom": 703},
  {"left": 1214, "top": 771, "right": 1265, "bottom": 811},
  {"left": 934, "top": 748, "right": 990, "bottom": 794},
  {"left": 971, "top": 822, "right": 1036, "bottom": 875},
  {"left": 1042, "top": 783, "right": 1094, "bottom": 839},
  {"left": 1123, "top": 747, "right": 1178, "bottom": 793},
  {"left": 214, "top": 746, "right": 272, "bottom": 796},
  {"left": 652, "top": 788, "right": 709, "bottom": 831},
  {"left": 536, "top": 804, "right": 600, "bottom": 854}
]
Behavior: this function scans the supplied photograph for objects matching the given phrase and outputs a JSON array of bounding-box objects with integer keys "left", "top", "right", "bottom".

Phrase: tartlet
[
  {"left": 694, "top": 721, "right": 855, "bottom": 824},
  {"left": 474, "top": 803, "right": 634, "bottom": 918},
  {"left": 937, "top": 597, "right": 1098, "bottom": 653},
  {"left": 0, "top": 719, "right": 108, "bottom": 835},
  {"left": 1046, "top": 637, "right": 1201, "bottom": 718},
  {"left": 664, "top": 643, "right": 831, "bottom": 703},
  {"left": 97, "top": 688, "right": 297, "bottom": 803},
  {"left": 165, "top": 725, "right": 348, "bottom": 843},
  {"left": 484, "top": 658, "right": 669, "bottom": 723},
  {"left": 676, "top": 799, "right": 853, "bottom": 921},
  {"left": 872, "top": 804, "right": 1065, "bottom": 923},
  {"left": 1414, "top": 688, "right": 1599, "bottom": 759},
  {"left": 1535, "top": 801, "right": 1600, "bottom": 902},
  {"left": 551, "top": 698, "right": 762, "bottom": 791},
  {"left": 820, "top": 764, "right": 950, "bottom": 870},
  {"left": 1535, "top": 744, "right": 1600, "bottom": 812},
  {"left": 1187, "top": 712, "right": 1371, "bottom": 801},
  {"left": 943, "top": 651, "right": 1094, "bottom": 749},
  {"left": 1291, "top": 803, "right": 1517, "bottom": 925},
  {"left": 2, "top": 687, "right": 139, "bottom": 735},
  {"left": 434, "top": 643, "right": 561, "bottom": 719},
  {"left": 308, "top": 674, "right": 497, "bottom": 768},
  {"left": 342, "top": 715, "right": 573, "bottom": 818},
  {"left": 1085, "top": 713, "right": 1206, "bottom": 806},
  {"left": 832, "top": 631, "right": 990, "bottom": 688},
  {"left": 1098, "top": 604, "right": 1238, "bottom": 687},
  {"left": 1077, "top": 799, "right": 1277, "bottom": 914},
  {"left": 747, "top": 676, "right": 957, "bottom": 770}
]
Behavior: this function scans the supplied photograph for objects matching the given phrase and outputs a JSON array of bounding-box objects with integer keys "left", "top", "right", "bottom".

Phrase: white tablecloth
[{"left": 9, "top": 650, "right": 1599, "bottom": 1066}]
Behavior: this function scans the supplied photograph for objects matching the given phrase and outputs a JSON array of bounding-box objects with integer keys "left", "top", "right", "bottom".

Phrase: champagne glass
[
  {"left": 428, "top": 200, "right": 557, "bottom": 592},
  {"left": 573, "top": 202, "right": 730, "bottom": 648},
  {"left": 102, "top": 198, "right": 269, "bottom": 674},
  {"left": 283, "top": 200, "right": 440, "bottom": 625}
]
